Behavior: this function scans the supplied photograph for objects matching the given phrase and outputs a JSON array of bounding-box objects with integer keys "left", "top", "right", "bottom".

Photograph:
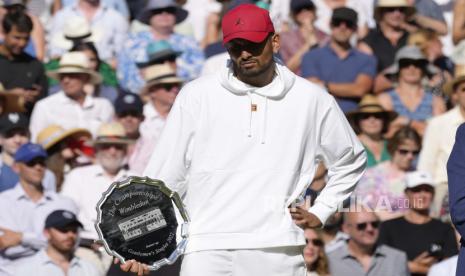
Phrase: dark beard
[{"left": 233, "top": 58, "right": 275, "bottom": 79}]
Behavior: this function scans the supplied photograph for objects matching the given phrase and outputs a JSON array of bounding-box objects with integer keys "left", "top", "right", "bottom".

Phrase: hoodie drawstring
[
  {"left": 246, "top": 91, "right": 253, "bottom": 137},
  {"left": 246, "top": 91, "right": 268, "bottom": 144}
]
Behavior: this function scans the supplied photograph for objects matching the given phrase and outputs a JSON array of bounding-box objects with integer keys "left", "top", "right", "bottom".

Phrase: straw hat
[
  {"left": 36, "top": 125, "right": 91, "bottom": 151},
  {"left": 384, "top": 46, "right": 437, "bottom": 79},
  {"left": 374, "top": 0, "right": 416, "bottom": 21},
  {"left": 93, "top": 122, "right": 132, "bottom": 145},
  {"left": 136, "top": 40, "right": 182, "bottom": 68},
  {"left": 346, "top": 94, "right": 398, "bottom": 122},
  {"left": 0, "top": 83, "right": 26, "bottom": 114},
  {"left": 138, "top": 0, "right": 188, "bottom": 25},
  {"left": 46, "top": 52, "right": 102, "bottom": 84},
  {"left": 141, "top": 64, "right": 183, "bottom": 94},
  {"left": 443, "top": 64, "right": 465, "bottom": 96}
]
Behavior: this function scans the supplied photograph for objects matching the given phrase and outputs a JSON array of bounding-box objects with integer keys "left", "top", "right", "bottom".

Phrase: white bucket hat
[
  {"left": 384, "top": 46, "right": 437, "bottom": 79},
  {"left": 141, "top": 64, "right": 183, "bottom": 94},
  {"left": 46, "top": 52, "right": 102, "bottom": 84}
]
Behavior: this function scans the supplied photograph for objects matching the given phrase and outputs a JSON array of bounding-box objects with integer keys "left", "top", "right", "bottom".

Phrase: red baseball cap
[{"left": 222, "top": 4, "right": 275, "bottom": 45}]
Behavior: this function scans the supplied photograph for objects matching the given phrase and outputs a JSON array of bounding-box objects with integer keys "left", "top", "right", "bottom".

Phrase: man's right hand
[
  {"left": 408, "top": 251, "right": 437, "bottom": 274},
  {"left": 114, "top": 258, "right": 150, "bottom": 276}
]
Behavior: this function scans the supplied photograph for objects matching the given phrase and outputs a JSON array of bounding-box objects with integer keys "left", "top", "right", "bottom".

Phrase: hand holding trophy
[{"left": 95, "top": 176, "right": 189, "bottom": 272}]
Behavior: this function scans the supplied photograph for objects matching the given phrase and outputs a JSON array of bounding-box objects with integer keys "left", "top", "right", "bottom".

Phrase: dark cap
[
  {"left": 222, "top": 4, "right": 275, "bottom": 44},
  {"left": 114, "top": 93, "right": 144, "bottom": 115},
  {"left": 331, "top": 7, "right": 358, "bottom": 25},
  {"left": 0, "top": 113, "right": 29, "bottom": 136},
  {"left": 290, "top": 0, "right": 315, "bottom": 13},
  {"left": 14, "top": 143, "right": 47, "bottom": 163},
  {"left": 45, "top": 210, "right": 83, "bottom": 229}
]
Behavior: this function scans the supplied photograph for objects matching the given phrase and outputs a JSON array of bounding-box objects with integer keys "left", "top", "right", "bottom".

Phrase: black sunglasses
[
  {"left": 305, "top": 238, "right": 324, "bottom": 247},
  {"left": 25, "top": 158, "right": 46, "bottom": 167},
  {"left": 399, "top": 59, "right": 426, "bottom": 69},
  {"left": 356, "top": 220, "right": 380, "bottom": 231},
  {"left": 359, "top": 113, "right": 385, "bottom": 120},
  {"left": 117, "top": 110, "right": 143, "bottom": 118},
  {"left": 384, "top": 7, "right": 407, "bottom": 13},
  {"left": 152, "top": 7, "right": 177, "bottom": 16},
  {"left": 160, "top": 83, "right": 180, "bottom": 91},
  {"left": 330, "top": 19, "right": 356, "bottom": 30},
  {"left": 397, "top": 148, "right": 420, "bottom": 156},
  {"left": 97, "top": 144, "right": 126, "bottom": 150}
]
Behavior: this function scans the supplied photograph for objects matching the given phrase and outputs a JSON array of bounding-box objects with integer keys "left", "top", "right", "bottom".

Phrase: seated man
[
  {"left": 0, "top": 113, "right": 55, "bottom": 192},
  {"left": 61, "top": 122, "right": 134, "bottom": 275},
  {"left": 302, "top": 7, "right": 376, "bottom": 113},
  {"left": 328, "top": 204, "right": 409, "bottom": 276},
  {"left": 0, "top": 143, "right": 77, "bottom": 267},
  {"left": 378, "top": 171, "right": 458, "bottom": 276},
  {"left": 13, "top": 210, "right": 99, "bottom": 275},
  {"left": 29, "top": 51, "right": 114, "bottom": 140}
]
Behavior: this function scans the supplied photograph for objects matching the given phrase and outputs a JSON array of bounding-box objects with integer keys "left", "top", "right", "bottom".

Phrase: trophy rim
[{"left": 94, "top": 176, "right": 190, "bottom": 270}]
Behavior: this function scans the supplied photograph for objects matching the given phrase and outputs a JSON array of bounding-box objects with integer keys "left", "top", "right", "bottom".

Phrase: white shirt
[
  {"left": 427, "top": 255, "right": 458, "bottom": 276},
  {"left": 0, "top": 185, "right": 77, "bottom": 265},
  {"left": 60, "top": 164, "right": 133, "bottom": 240},
  {"left": 418, "top": 106, "right": 465, "bottom": 184},
  {"left": 140, "top": 103, "right": 167, "bottom": 142},
  {"left": 29, "top": 91, "right": 114, "bottom": 141},
  {"left": 13, "top": 249, "right": 99, "bottom": 276},
  {"left": 47, "top": 4, "right": 128, "bottom": 61}
]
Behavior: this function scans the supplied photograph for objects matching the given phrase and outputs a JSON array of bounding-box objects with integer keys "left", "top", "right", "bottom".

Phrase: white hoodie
[{"left": 143, "top": 60, "right": 366, "bottom": 253}]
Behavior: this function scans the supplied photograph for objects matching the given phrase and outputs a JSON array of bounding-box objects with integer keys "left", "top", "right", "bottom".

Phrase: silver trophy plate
[{"left": 95, "top": 176, "right": 189, "bottom": 271}]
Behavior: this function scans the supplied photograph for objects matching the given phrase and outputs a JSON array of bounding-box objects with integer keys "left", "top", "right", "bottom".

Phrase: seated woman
[
  {"left": 378, "top": 46, "right": 446, "bottom": 137},
  {"left": 304, "top": 228, "right": 330, "bottom": 276},
  {"left": 36, "top": 124, "right": 93, "bottom": 191},
  {"left": 347, "top": 94, "right": 397, "bottom": 168},
  {"left": 354, "top": 126, "right": 422, "bottom": 221}
]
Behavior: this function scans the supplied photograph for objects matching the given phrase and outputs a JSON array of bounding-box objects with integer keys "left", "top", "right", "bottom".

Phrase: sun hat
[
  {"left": 46, "top": 52, "right": 102, "bottom": 85},
  {"left": 93, "top": 122, "right": 131, "bottom": 145},
  {"left": 135, "top": 40, "right": 182, "bottom": 69},
  {"left": 141, "top": 64, "right": 183, "bottom": 95},
  {"left": 0, "top": 83, "right": 25, "bottom": 114},
  {"left": 384, "top": 46, "right": 437, "bottom": 79},
  {"left": 138, "top": 0, "right": 188, "bottom": 25},
  {"left": 221, "top": 3, "right": 275, "bottom": 44},
  {"left": 36, "top": 125, "right": 91, "bottom": 151},
  {"left": 443, "top": 64, "right": 465, "bottom": 96},
  {"left": 374, "top": 0, "right": 416, "bottom": 21},
  {"left": 346, "top": 94, "right": 398, "bottom": 122}
]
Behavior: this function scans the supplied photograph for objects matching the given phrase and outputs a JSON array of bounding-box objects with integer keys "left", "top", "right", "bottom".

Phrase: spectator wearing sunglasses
[
  {"left": 36, "top": 125, "right": 93, "bottom": 192},
  {"left": 0, "top": 113, "right": 56, "bottom": 192},
  {"left": 13, "top": 210, "right": 99, "bottom": 276},
  {"left": 304, "top": 228, "right": 330, "bottom": 276},
  {"left": 355, "top": 127, "right": 422, "bottom": 221},
  {"left": 378, "top": 46, "right": 446, "bottom": 137},
  {"left": 279, "top": 0, "right": 329, "bottom": 75},
  {"left": 139, "top": 64, "right": 183, "bottom": 147},
  {"left": 347, "top": 94, "right": 398, "bottom": 168},
  {"left": 378, "top": 171, "right": 458, "bottom": 276},
  {"left": 327, "top": 204, "right": 409, "bottom": 276},
  {"left": 302, "top": 7, "right": 376, "bottom": 113},
  {"left": 117, "top": 0, "right": 204, "bottom": 94},
  {"left": 0, "top": 143, "right": 77, "bottom": 267},
  {"left": 60, "top": 122, "right": 134, "bottom": 275}
]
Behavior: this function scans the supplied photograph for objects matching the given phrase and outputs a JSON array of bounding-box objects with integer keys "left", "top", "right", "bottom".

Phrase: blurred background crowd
[{"left": 0, "top": 0, "right": 464, "bottom": 275}]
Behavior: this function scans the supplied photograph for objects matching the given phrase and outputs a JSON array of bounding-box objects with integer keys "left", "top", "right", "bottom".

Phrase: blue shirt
[
  {"left": 117, "top": 31, "right": 205, "bottom": 93},
  {"left": 301, "top": 45, "right": 377, "bottom": 113},
  {"left": 0, "top": 185, "right": 77, "bottom": 266}
]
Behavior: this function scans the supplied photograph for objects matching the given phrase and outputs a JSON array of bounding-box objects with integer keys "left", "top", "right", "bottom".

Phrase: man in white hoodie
[{"left": 121, "top": 3, "right": 367, "bottom": 276}]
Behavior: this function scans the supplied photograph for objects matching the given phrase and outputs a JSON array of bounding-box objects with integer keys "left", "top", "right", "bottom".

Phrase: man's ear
[
  {"left": 43, "top": 228, "right": 51, "bottom": 240},
  {"left": 271, "top": 33, "right": 280, "bottom": 53},
  {"left": 12, "top": 162, "right": 20, "bottom": 174}
]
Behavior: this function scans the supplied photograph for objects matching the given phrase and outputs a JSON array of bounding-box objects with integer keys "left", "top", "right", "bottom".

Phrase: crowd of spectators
[{"left": 0, "top": 0, "right": 464, "bottom": 275}]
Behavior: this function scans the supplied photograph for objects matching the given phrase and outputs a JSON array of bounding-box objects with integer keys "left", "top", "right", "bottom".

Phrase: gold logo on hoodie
[{"left": 251, "top": 104, "right": 257, "bottom": 112}]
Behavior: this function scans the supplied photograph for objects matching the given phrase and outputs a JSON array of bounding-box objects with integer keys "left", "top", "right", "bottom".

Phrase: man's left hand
[
  {"left": 289, "top": 206, "right": 322, "bottom": 228},
  {"left": 0, "top": 227, "right": 22, "bottom": 250}
]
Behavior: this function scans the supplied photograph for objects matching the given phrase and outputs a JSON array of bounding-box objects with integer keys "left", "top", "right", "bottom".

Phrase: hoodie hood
[
  {"left": 218, "top": 58, "right": 296, "bottom": 144},
  {"left": 219, "top": 58, "right": 295, "bottom": 99}
]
